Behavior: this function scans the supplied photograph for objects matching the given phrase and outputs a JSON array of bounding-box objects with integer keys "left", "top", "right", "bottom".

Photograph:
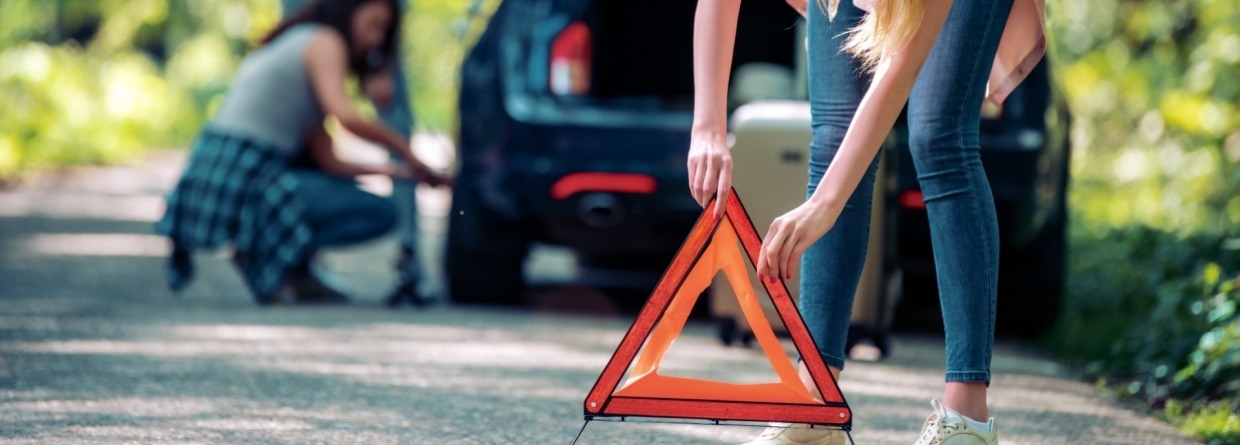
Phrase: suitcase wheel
[
  {"left": 717, "top": 318, "right": 739, "bottom": 347},
  {"left": 739, "top": 331, "right": 755, "bottom": 348},
  {"left": 873, "top": 333, "right": 891, "bottom": 360},
  {"left": 717, "top": 318, "right": 757, "bottom": 348},
  {"left": 846, "top": 325, "right": 892, "bottom": 360}
]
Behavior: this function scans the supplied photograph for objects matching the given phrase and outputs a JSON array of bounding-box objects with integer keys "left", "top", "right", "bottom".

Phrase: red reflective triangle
[{"left": 583, "top": 188, "right": 851, "bottom": 427}]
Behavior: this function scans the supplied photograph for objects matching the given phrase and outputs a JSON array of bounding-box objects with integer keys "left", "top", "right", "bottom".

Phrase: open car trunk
[{"left": 575, "top": 0, "right": 802, "bottom": 110}]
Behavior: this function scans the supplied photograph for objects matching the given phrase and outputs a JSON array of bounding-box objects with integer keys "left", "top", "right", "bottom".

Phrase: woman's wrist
[
  {"left": 807, "top": 186, "right": 846, "bottom": 215},
  {"left": 408, "top": 159, "right": 431, "bottom": 177},
  {"left": 690, "top": 126, "right": 728, "bottom": 145},
  {"left": 691, "top": 115, "right": 728, "bottom": 136}
]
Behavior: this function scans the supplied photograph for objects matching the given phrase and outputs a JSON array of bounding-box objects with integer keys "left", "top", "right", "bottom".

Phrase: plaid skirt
[{"left": 156, "top": 128, "right": 313, "bottom": 303}]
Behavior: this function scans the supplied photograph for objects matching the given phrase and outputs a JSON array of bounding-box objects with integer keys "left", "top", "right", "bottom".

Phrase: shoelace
[
  {"left": 915, "top": 412, "right": 942, "bottom": 445},
  {"left": 916, "top": 412, "right": 969, "bottom": 445}
]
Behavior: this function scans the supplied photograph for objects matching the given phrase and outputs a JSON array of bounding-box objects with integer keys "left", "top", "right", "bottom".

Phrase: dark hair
[{"left": 261, "top": 0, "right": 401, "bottom": 79}]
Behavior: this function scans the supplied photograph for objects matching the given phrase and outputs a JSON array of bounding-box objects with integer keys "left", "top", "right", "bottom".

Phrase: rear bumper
[
  {"left": 462, "top": 113, "right": 702, "bottom": 258},
  {"left": 524, "top": 168, "right": 700, "bottom": 257}
]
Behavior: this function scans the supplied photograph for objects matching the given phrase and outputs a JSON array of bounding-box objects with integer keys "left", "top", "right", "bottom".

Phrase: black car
[
  {"left": 447, "top": 0, "right": 800, "bottom": 305},
  {"left": 450, "top": 0, "right": 1069, "bottom": 336}
]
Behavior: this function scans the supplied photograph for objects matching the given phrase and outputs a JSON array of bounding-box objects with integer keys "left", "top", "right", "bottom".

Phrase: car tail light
[
  {"left": 899, "top": 190, "right": 927, "bottom": 210},
  {"left": 550, "top": 21, "right": 592, "bottom": 95},
  {"left": 551, "top": 172, "right": 656, "bottom": 200}
]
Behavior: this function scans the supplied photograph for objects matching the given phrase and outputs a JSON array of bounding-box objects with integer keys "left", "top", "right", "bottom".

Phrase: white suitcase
[{"left": 710, "top": 100, "right": 895, "bottom": 358}]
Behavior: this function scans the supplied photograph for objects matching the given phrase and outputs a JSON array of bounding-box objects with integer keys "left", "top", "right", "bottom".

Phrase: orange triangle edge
[{"left": 582, "top": 188, "right": 851, "bottom": 428}]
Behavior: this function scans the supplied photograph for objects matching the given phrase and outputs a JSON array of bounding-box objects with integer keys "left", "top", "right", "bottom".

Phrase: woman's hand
[
  {"left": 388, "top": 163, "right": 416, "bottom": 181},
  {"left": 690, "top": 0, "right": 741, "bottom": 219},
  {"left": 687, "top": 131, "right": 733, "bottom": 219},
  {"left": 757, "top": 200, "right": 841, "bottom": 281},
  {"left": 424, "top": 170, "right": 455, "bottom": 188},
  {"left": 391, "top": 163, "right": 453, "bottom": 188},
  {"left": 753, "top": 0, "right": 955, "bottom": 283}
]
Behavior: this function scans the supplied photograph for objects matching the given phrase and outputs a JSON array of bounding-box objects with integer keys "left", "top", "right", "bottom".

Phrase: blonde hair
[{"left": 821, "top": 0, "right": 928, "bottom": 72}]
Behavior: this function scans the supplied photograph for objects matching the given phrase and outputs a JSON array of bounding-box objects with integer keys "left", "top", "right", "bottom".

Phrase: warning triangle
[{"left": 583, "top": 188, "right": 851, "bottom": 427}]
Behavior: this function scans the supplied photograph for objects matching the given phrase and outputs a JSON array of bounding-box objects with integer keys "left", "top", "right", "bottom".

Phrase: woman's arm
[
  {"left": 302, "top": 30, "right": 431, "bottom": 175},
  {"left": 757, "top": 0, "right": 955, "bottom": 280},
  {"left": 688, "top": 0, "right": 742, "bottom": 218},
  {"left": 809, "top": 0, "right": 952, "bottom": 211},
  {"left": 304, "top": 125, "right": 405, "bottom": 178}
]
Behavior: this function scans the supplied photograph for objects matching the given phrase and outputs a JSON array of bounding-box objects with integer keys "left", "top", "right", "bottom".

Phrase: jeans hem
[
  {"left": 819, "top": 353, "right": 847, "bottom": 371},
  {"left": 945, "top": 371, "right": 991, "bottom": 384}
]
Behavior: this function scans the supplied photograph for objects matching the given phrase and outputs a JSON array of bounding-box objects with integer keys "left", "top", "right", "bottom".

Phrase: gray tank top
[{"left": 211, "top": 24, "right": 326, "bottom": 156}]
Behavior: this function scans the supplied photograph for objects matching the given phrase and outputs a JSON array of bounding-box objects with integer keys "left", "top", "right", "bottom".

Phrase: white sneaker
[
  {"left": 914, "top": 400, "right": 999, "bottom": 445},
  {"left": 739, "top": 423, "right": 847, "bottom": 445}
]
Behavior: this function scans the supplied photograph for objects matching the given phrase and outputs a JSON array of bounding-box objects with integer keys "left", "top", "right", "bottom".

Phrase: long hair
[
  {"left": 823, "top": 0, "right": 927, "bottom": 72},
  {"left": 262, "top": 0, "right": 401, "bottom": 79}
]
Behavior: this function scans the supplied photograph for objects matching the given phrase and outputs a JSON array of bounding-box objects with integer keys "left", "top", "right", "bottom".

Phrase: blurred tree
[
  {"left": 0, "top": 0, "right": 497, "bottom": 180},
  {"left": 1045, "top": 1, "right": 1239, "bottom": 440},
  {"left": 0, "top": 0, "right": 276, "bottom": 179},
  {"left": 403, "top": 0, "right": 500, "bottom": 131},
  {"left": 1048, "top": 0, "right": 1239, "bottom": 233}
]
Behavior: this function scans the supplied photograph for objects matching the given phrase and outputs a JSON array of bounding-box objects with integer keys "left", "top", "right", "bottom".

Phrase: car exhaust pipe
[{"left": 577, "top": 192, "right": 626, "bottom": 228}]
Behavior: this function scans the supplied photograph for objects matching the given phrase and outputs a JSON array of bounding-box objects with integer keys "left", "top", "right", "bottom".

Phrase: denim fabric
[
  {"left": 799, "top": 0, "right": 1013, "bottom": 384},
  {"left": 292, "top": 170, "right": 397, "bottom": 249}
]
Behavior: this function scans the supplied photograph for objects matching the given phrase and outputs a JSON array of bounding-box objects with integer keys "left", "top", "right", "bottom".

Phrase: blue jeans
[
  {"left": 293, "top": 170, "right": 397, "bottom": 250},
  {"left": 281, "top": 0, "right": 422, "bottom": 284},
  {"left": 800, "top": 0, "right": 1011, "bottom": 383}
]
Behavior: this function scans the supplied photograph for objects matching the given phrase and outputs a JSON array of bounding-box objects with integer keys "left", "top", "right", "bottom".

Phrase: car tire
[{"left": 445, "top": 185, "right": 529, "bottom": 306}]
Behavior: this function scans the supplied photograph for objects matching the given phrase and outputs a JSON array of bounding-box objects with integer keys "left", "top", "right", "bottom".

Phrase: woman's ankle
[
  {"left": 943, "top": 382, "right": 989, "bottom": 420},
  {"left": 796, "top": 360, "right": 841, "bottom": 400}
]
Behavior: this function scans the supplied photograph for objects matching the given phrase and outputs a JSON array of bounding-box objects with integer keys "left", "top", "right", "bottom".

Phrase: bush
[
  {"left": 0, "top": 0, "right": 499, "bottom": 181},
  {"left": 0, "top": 42, "right": 198, "bottom": 179},
  {"left": 1167, "top": 400, "right": 1240, "bottom": 445},
  {"left": 0, "top": 0, "right": 274, "bottom": 181},
  {"left": 1045, "top": 0, "right": 1240, "bottom": 441},
  {"left": 1049, "top": 223, "right": 1239, "bottom": 437}
]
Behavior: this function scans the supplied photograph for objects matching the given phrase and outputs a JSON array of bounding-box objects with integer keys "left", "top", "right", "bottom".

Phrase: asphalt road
[{"left": 0, "top": 148, "right": 1202, "bottom": 445}]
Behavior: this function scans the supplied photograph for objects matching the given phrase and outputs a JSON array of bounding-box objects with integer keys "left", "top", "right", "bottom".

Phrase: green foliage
[
  {"left": 1167, "top": 400, "right": 1240, "bottom": 445},
  {"left": 1046, "top": 0, "right": 1240, "bottom": 442},
  {"left": 1048, "top": 0, "right": 1240, "bottom": 233},
  {"left": 0, "top": 0, "right": 278, "bottom": 180},
  {"left": 0, "top": 42, "right": 194, "bottom": 177},
  {"left": 1051, "top": 225, "right": 1238, "bottom": 400},
  {"left": 403, "top": 0, "right": 501, "bottom": 132},
  {"left": 0, "top": 0, "right": 500, "bottom": 180}
]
